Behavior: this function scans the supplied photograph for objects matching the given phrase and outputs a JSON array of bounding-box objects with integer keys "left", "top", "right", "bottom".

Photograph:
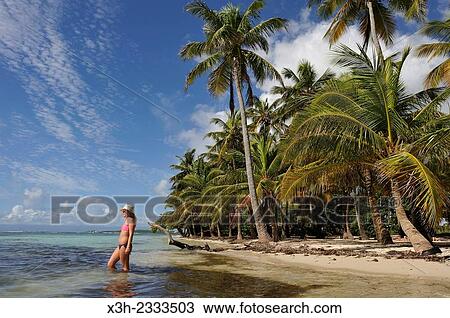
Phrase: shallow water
[{"left": 0, "top": 232, "right": 449, "bottom": 297}]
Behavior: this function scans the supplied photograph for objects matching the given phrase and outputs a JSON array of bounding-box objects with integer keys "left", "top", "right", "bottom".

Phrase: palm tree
[
  {"left": 416, "top": 18, "right": 450, "bottom": 88},
  {"left": 180, "top": 0, "right": 287, "bottom": 241},
  {"left": 308, "top": 0, "right": 428, "bottom": 60},
  {"left": 166, "top": 155, "right": 227, "bottom": 237},
  {"left": 247, "top": 98, "right": 287, "bottom": 137},
  {"left": 206, "top": 133, "right": 286, "bottom": 241},
  {"left": 169, "top": 149, "right": 196, "bottom": 191},
  {"left": 281, "top": 45, "right": 449, "bottom": 254},
  {"left": 271, "top": 60, "right": 335, "bottom": 122},
  {"left": 206, "top": 112, "right": 243, "bottom": 163},
  {"left": 252, "top": 134, "right": 286, "bottom": 241},
  {"left": 362, "top": 168, "right": 393, "bottom": 244}
]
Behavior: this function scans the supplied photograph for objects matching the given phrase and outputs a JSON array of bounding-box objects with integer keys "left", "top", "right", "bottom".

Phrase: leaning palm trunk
[
  {"left": 366, "top": 1, "right": 384, "bottom": 61},
  {"left": 363, "top": 169, "right": 393, "bottom": 244},
  {"left": 233, "top": 60, "right": 271, "bottom": 242},
  {"left": 391, "top": 181, "right": 439, "bottom": 254}
]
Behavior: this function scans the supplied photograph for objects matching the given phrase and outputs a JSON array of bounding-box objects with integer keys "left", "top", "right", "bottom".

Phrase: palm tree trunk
[
  {"left": 391, "top": 181, "right": 439, "bottom": 254},
  {"left": 280, "top": 202, "right": 286, "bottom": 240},
  {"left": 284, "top": 202, "right": 291, "bottom": 238},
  {"left": 232, "top": 59, "right": 271, "bottom": 242},
  {"left": 343, "top": 205, "right": 354, "bottom": 240},
  {"left": 217, "top": 224, "right": 222, "bottom": 239},
  {"left": 228, "top": 212, "right": 233, "bottom": 238},
  {"left": 355, "top": 201, "right": 369, "bottom": 240},
  {"left": 366, "top": 1, "right": 384, "bottom": 61},
  {"left": 237, "top": 208, "right": 243, "bottom": 240},
  {"left": 363, "top": 168, "right": 393, "bottom": 244},
  {"left": 271, "top": 199, "right": 279, "bottom": 242}
]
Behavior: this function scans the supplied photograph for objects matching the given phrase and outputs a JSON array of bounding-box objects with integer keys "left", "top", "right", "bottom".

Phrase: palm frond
[
  {"left": 416, "top": 43, "right": 450, "bottom": 60},
  {"left": 424, "top": 59, "right": 450, "bottom": 88},
  {"left": 244, "top": 50, "right": 283, "bottom": 85},
  {"left": 239, "top": 0, "right": 264, "bottom": 29},
  {"left": 388, "top": 0, "right": 427, "bottom": 21},
  {"left": 185, "top": 53, "right": 222, "bottom": 90},
  {"left": 377, "top": 151, "right": 449, "bottom": 227},
  {"left": 419, "top": 18, "right": 450, "bottom": 42}
]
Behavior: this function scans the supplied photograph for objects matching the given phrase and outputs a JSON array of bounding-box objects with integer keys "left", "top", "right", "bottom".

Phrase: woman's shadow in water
[{"left": 103, "top": 271, "right": 137, "bottom": 298}]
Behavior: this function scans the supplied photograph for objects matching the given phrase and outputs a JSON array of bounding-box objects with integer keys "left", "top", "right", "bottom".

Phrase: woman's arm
[{"left": 126, "top": 218, "right": 136, "bottom": 254}]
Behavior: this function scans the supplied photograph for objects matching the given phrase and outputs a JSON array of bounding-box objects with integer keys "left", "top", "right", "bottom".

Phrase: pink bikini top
[{"left": 121, "top": 223, "right": 129, "bottom": 231}]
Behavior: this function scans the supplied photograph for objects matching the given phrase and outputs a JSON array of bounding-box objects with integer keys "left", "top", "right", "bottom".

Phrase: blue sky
[{"left": 0, "top": 0, "right": 448, "bottom": 230}]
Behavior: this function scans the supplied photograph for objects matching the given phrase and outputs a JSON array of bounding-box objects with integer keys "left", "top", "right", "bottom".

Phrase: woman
[{"left": 107, "top": 204, "right": 136, "bottom": 272}]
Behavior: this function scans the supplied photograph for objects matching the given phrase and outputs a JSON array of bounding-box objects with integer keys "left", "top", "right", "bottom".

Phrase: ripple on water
[{"left": 2, "top": 238, "right": 450, "bottom": 297}]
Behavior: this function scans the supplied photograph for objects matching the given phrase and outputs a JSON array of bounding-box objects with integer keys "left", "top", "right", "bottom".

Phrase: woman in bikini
[{"left": 107, "top": 204, "right": 136, "bottom": 272}]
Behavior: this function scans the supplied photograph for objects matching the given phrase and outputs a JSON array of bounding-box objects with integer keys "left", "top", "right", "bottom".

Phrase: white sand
[{"left": 179, "top": 237, "right": 450, "bottom": 280}]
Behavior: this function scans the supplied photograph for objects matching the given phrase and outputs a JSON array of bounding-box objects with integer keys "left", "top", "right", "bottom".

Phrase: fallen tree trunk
[{"left": 149, "top": 222, "right": 210, "bottom": 251}]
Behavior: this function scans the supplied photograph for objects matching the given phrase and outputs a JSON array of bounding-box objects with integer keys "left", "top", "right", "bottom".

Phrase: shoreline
[{"left": 177, "top": 237, "right": 450, "bottom": 280}]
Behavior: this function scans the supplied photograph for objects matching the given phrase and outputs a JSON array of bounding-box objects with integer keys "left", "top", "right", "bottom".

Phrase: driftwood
[{"left": 149, "top": 222, "right": 210, "bottom": 251}]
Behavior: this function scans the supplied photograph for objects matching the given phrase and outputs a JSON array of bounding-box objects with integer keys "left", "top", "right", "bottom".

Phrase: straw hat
[{"left": 120, "top": 203, "right": 134, "bottom": 213}]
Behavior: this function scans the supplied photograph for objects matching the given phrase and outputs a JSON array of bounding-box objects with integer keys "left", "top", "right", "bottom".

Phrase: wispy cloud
[
  {"left": 0, "top": 0, "right": 127, "bottom": 148},
  {"left": 0, "top": 0, "right": 168, "bottom": 200},
  {"left": 9, "top": 161, "right": 99, "bottom": 192}
]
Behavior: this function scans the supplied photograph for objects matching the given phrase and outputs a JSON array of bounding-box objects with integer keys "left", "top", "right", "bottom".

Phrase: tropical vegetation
[{"left": 159, "top": 0, "right": 450, "bottom": 255}]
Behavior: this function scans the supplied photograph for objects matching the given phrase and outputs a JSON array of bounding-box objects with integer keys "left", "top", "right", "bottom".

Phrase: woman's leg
[
  {"left": 107, "top": 247, "right": 120, "bottom": 270},
  {"left": 119, "top": 246, "right": 129, "bottom": 272},
  {"left": 123, "top": 248, "right": 131, "bottom": 272}
]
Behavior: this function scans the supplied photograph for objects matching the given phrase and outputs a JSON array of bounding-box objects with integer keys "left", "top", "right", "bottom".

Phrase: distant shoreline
[{"left": 177, "top": 237, "right": 450, "bottom": 280}]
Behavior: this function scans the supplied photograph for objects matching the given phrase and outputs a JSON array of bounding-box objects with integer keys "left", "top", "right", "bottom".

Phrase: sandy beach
[{"left": 178, "top": 237, "right": 450, "bottom": 280}]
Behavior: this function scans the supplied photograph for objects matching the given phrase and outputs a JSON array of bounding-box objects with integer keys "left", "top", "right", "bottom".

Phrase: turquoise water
[
  {"left": 1, "top": 232, "right": 450, "bottom": 297},
  {"left": 0, "top": 231, "right": 173, "bottom": 297},
  {"left": 0, "top": 231, "right": 305, "bottom": 297}
]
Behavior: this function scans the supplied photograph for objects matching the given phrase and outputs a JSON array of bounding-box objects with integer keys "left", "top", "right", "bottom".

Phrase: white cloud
[
  {"left": 259, "top": 10, "right": 446, "bottom": 102},
  {"left": 384, "top": 32, "right": 446, "bottom": 95},
  {"left": 0, "top": 186, "right": 48, "bottom": 224},
  {"left": 2, "top": 205, "right": 49, "bottom": 224},
  {"left": 1, "top": 203, "right": 77, "bottom": 225},
  {"left": 153, "top": 179, "right": 170, "bottom": 196},
  {"left": 24, "top": 187, "right": 44, "bottom": 207},
  {"left": 437, "top": 0, "right": 450, "bottom": 19},
  {"left": 168, "top": 104, "right": 227, "bottom": 153}
]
